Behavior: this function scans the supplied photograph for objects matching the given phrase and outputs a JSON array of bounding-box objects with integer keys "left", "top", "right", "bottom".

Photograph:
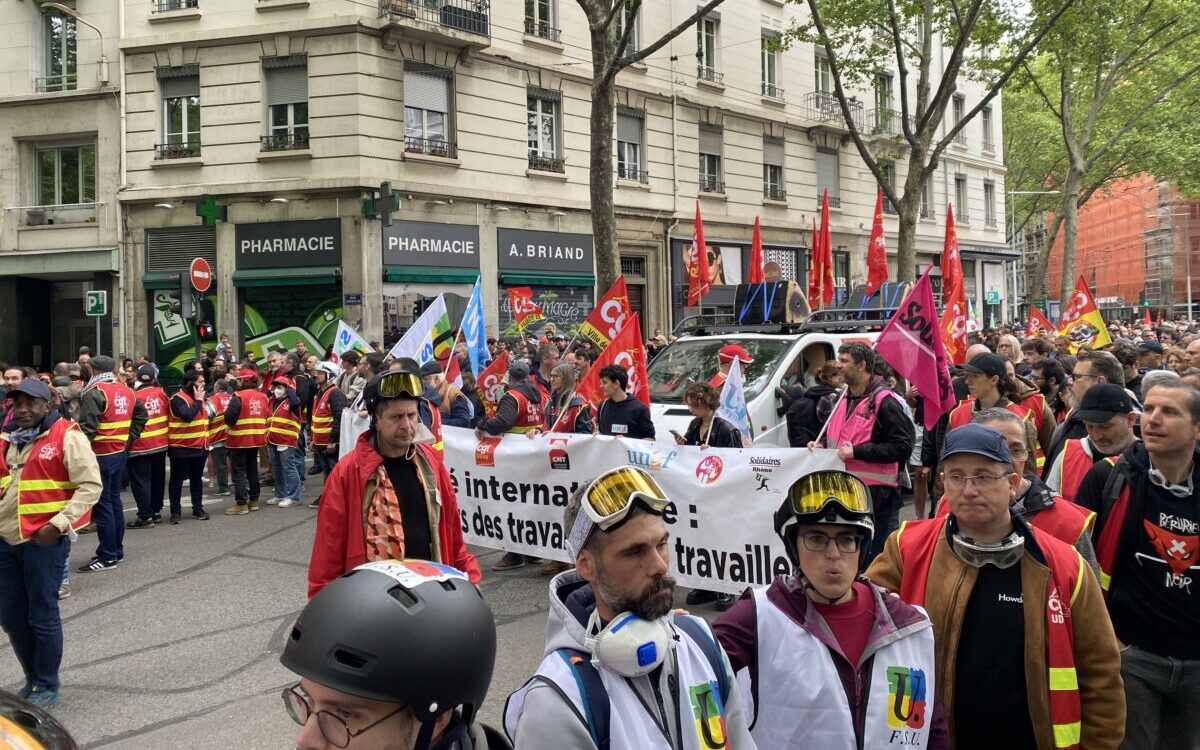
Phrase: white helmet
[{"left": 315, "top": 361, "right": 340, "bottom": 380}]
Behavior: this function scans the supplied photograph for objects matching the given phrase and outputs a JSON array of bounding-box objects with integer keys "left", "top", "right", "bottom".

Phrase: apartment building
[{"left": 0, "top": 0, "right": 1009, "bottom": 376}]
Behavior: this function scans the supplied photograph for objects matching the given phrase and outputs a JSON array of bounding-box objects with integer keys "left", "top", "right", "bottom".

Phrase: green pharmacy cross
[
  {"left": 196, "top": 194, "right": 228, "bottom": 228},
  {"left": 363, "top": 181, "right": 400, "bottom": 227}
]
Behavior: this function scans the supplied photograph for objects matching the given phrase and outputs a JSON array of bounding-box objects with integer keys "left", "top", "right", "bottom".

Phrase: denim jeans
[
  {"left": 1120, "top": 645, "right": 1200, "bottom": 749},
  {"left": 93, "top": 452, "right": 128, "bottom": 563},
  {"left": 271, "top": 446, "right": 301, "bottom": 501},
  {"left": 292, "top": 430, "right": 308, "bottom": 488},
  {"left": 312, "top": 445, "right": 337, "bottom": 477},
  {"left": 0, "top": 537, "right": 69, "bottom": 691}
]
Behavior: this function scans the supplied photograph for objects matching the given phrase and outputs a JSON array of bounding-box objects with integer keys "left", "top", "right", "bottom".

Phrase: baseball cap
[
  {"left": 418, "top": 361, "right": 442, "bottom": 378},
  {"left": 136, "top": 364, "right": 157, "bottom": 382},
  {"left": 718, "top": 344, "right": 754, "bottom": 364},
  {"left": 78, "top": 346, "right": 90, "bottom": 355},
  {"left": 960, "top": 353, "right": 1007, "bottom": 379},
  {"left": 1076, "top": 383, "right": 1134, "bottom": 422},
  {"left": 1137, "top": 341, "right": 1164, "bottom": 355},
  {"left": 236, "top": 367, "right": 258, "bottom": 381},
  {"left": 941, "top": 423, "right": 1014, "bottom": 464},
  {"left": 508, "top": 360, "right": 531, "bottom": 380},
  {"left": 6, "top": 379, "right": 53, "bottom": 401}
]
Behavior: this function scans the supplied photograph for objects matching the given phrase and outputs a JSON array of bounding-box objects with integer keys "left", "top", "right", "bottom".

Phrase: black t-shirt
[
  {"left": 381, "top": 454, "right": 432, "bottom": 560},
  {"left": 954, "top": 561, "right": 1038, "bottom": 750},
  {"left": 597, "top": 396, "right": 655, "bottom": 439}
]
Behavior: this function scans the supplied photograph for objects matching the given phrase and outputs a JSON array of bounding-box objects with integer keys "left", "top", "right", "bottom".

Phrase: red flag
[
  {"left": 807, "top": 217, "right": 822, "bottom": 309},
  {"left": 1057, "top": 275, "right": 1112, "bottom": 352},
  {"left": 1144, "top": 308, "right": 1152, "bottom": 328},
  {"left": 477, "top": 352, "right": 508, "bottom": 419},
  {"left": 819, "top": 189, "right": 834, "bottom": 305},
  {"left": 748, "top": 217, "right": 765, "bottom": 284},
  {"left": 687, "top": 202, "right": 711, "bottom": 306},
  {"left": 1027, "top": 306, "right": 1054, "bottom": 338},
  {"left": 579, "top": 277, "right": 631, "bottom": 349},
  {"left": 507, "top": 287, "right": 545, "bottom": 328},
  {"left": 875, "top": 270, "right": 957, "bottom": 429},
  {"left": 576, "top": 314, "right": 650, "bottom": 407},
  {"left": 865, "top": 189, "right": 889, "bottom": 297},
  {"left": 938, "top": 207, "right": 969, "bottom": 364},
  {"left": 941, "top": 205, "right": 964, "bottom": 302}
]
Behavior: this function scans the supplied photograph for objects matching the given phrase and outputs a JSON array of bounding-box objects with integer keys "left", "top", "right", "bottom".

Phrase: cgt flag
[
  {"left": 875, "top": 269, "right": 957, "bottom": 430},
  {"left": 578, "top": 277, "right": 631, "bottom": 349},
  {"left": 477, "top": 352, "right": 509, "bottom": 419},
  {"left": 938, "top": 205, "right": 969, "bottom": 364},
  {"left": 687, "top": 202, "right": 712, "bottom": 306},
  {"left": 864, "top": 189, "right": 889, "bottom": 297},
  {"left": 1057, "top": 275, "right": 1112, "bottom": 353},
  {"left": 507, "top": 287, "right": 546, "bottom": 329},
  {"left": 577, "top": 313, "right": 650, "bottom": 407},
  {"left": 1027, "top": 306, "right": 1054, "bottom": 338}
]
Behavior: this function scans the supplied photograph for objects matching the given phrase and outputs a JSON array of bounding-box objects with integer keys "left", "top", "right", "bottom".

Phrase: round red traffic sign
[{"left": 189, "top": 257, "right": 212, "bottom": 294}]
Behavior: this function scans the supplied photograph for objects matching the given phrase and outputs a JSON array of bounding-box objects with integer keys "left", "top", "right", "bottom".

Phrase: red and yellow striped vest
[
  {"left": 1054, "top": 439, "right": 1096, "bottom": 504},
  {"left": 268, "top": 400, "right": 302, "bottom": 447},
  {"left": 206, "top": 391, "right": 231, "bottom": 448},
  {"left": 92, "top": 381, "right": 136, "bottom": 456},
  {"left": 168, "top": 392, "right": 208, "bottom": 450},
  {"left": 130, "top": 386, "right": 169, "bottom": 455},
  {"left": 311, "top": 387, "right": 336, "bottom": 447},
  {"left": 226, "top": 390, "right": 270, "bottom": 449},
  {"left": 0, "top": 419, "right": 93, "bottom": 540}
]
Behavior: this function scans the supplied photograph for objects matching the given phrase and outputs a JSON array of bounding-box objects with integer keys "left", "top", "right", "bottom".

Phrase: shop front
[
  {"left": 669, "top": 236, "right": 804, "bottom": 326},
  {"left": 382, "top": 220, "right": 480, "bottom": 350},
  {"left": 497, "top": 228, "right": 595, "bottom": 340}
]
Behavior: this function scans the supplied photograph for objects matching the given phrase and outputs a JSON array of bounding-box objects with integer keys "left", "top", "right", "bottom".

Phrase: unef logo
[
  {"left": 695, "top": 455, "right": 723, "bottom": 485},
  {"left": 598, "top": 298, "right": 628, "bottom": 340},
  {"left": 38, "top": 443, "right": 59, "bottom": 462},
  {"left": 885, "top": 666, "right": 927, "bottom": 730},
  {"left": 548, "top": 438, "right": 570, "bottom": 471},
  {"left": 475, "top": 436, "right": 500, "bottom": 467},
  {"left": 626, "top": 448, "right": 677, "bottom": 471}
]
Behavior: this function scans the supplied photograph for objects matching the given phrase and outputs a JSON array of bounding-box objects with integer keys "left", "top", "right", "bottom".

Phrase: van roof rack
[{"left": 672, "top": 310, "right": 900, "bottom": 337}]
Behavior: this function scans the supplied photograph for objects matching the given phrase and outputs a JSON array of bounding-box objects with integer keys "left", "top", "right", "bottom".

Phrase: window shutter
[
  {"left": 160, "top": 75, "right": 199, "bottom": 99},
  {"left": 699, "top": 124, "right": 722, "bottom": 155},
  {"left": 616, "top": 109, "right": 642, "bottom": 144},
  {"left": 405, "top": 71, "right": 450, "bottom": 113},
  {"left": 266, "top": 66, "right": 308, "bottom": 106},
  {"left": 764, "top": 137, "right": 784, "bottom": 167},
  {"left": 816, "top": 149, "right": 839, "bottom": 198},
  {"left": 145, "top": 227, "right": 216, "bottom": 274}
]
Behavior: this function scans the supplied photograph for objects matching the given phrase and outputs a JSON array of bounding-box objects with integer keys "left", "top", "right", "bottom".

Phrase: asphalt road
[{"left": 1, "top": 469, "right": 921, "bottom": 748}]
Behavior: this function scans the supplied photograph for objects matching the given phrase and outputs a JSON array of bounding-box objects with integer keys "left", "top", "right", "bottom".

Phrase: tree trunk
[
  {"left": 589, "top": 28, "right": 619, "bottom": 294},
  {"left": 896, "top": 152, "right": 928, "bottom": 282},
  {"left": 1059, "top": 165, "right": 1083, "bottom": 303}
]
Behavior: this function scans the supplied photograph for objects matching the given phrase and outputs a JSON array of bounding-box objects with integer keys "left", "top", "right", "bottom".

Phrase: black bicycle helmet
[
  {"left": 774, "top": 470, "right": 875, "bottom": 571},
  {"left": 280, "top": 560, "right": 496, "bottom": 725}
]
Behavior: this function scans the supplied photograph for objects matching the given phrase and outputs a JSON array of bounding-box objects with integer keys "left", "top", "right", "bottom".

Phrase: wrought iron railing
[
  {"left": 617, "top": 164, "right": 648, "bottom": 183},
  {"left": 406, "top": 136, "right": 458, "bottom": 158},
  {"left": 261, "top": 132, "right": 310, "bottom": 151},
  {"left": 528, "top": 153, "right": 565, "bottom": 173},
  {"left": 153, "top": 0, "right": 198, "bottom": 11},
  {"left": 764, "top": 186, "right": 787, "bottom": 201},
  {"left": 524, "top": 16, "right": 560, "bottom": 41},
  {"left": 761, "top": 82, "right": 784, "bottom": 99},
  {"left": 697, "top": 66, "right": 724, "bottom": 85},
  {"left": 382, "top": 0, "right": 490, "bottom": 37},
  {"left": 699, "top": 177, "right": 724, "bottom": 193},
  {"left": 155, "top": 141, "right": 201, "bottom": 159},
  {"left": 804, "top": 90, "right": 864, "bottom": 130}
]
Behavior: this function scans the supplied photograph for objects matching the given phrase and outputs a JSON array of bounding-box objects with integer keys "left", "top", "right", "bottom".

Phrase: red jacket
[{"left": 307, "top": 431, "right": 481, "bottom": 598}]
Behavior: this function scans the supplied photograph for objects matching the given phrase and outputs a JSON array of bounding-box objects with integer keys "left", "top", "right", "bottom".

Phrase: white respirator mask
[{"left": 584, "top": 609, "right": 674, "bottom": 678}]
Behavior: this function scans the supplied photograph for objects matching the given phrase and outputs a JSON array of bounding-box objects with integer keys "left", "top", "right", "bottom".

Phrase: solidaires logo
[{"left": 885, "top": 666, "right": 927, "bottom": 729}]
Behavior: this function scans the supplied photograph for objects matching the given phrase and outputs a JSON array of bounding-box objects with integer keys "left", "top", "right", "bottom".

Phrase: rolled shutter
[
  {"left": 616, "top": 109, "right": 642, "bottom": 144},
  {"left": 161, "top": 75, "right": 199, "bottom": 99},
  {"left": 145, "top": 227, "right": 216, "bottom": 273},
  {"left": 816, "top": 149, "right": 839, "bottom": 198},
  {"left": 764, "top": 137, "right": 784, "bottom": 167},
  {"left": 266, "top": 66, "right": 308, "bottom": 106},
  {"left": 699, "top": 124, "right": 722, "bottom": 155},
  {"left": 405, "top": 71, "right": 450, "bottom": 113}
]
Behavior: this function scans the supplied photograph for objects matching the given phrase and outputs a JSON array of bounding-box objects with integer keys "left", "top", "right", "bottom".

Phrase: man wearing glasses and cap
[
  {"left": 505, "top": 467, "right": 754, "bottom": 749},
  {"left": 307, "top": 368, "right": 480, "bottom": 598},
  {"left": 868, "top": 423, "right": 1124, "bottom": 750}
]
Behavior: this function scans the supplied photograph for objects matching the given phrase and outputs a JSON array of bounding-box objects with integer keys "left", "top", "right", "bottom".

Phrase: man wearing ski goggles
[{"left": 564, "top": 466, "right": 672, "bottom": 559}]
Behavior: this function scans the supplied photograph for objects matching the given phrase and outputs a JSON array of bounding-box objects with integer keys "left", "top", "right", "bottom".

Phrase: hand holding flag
[{"left": 714, "top": 358, "right": 753, "bottom": 447}]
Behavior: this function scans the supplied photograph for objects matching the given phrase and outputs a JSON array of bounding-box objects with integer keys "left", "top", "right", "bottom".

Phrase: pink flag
[{"left": 874, "top": 269, "right": 956, "bottom": 430}]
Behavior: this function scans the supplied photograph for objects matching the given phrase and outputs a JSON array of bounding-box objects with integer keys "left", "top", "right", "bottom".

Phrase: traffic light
[
  {"left": 1139, "top": 289, "right": 1148, "bottom": 307},
  {"left": 196, "top": 321, "right": 214, "bottom": 339}
]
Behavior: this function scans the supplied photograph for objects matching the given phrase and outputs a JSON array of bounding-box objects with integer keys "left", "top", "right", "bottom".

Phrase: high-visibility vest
[
  {"left": 825, "top": 387, "right": 901, "bottom": 486},
  {"left": 1055, "top": 439, "right": 1097, "bottom": 503},
  {"left": 206, "top": 391, "right": 231, "bottom": 448},
  {"left": 896, "top": 517, "right": 1085, "bottom": 750},
  {"left": 168, "top": 392, "right": 209, "bottom": 450},
  {"left": 935, "top": 491, "right": 1096, "bottom": 549},
  {"left": 226, "top": 389, "right": 270, "bottom": 449},
  {"left": 949, "top": 397, "right": 1045, "bottom": 468},
  {"left": 1017, "top": 391, "right": 1051, "bottom": 469},
  {"left": 130, "top": 386, "right": 169, "bottom": 455},
  {"left": 0, "top": 419, "right": 92, "bottom": 540},
  {"left": 506, "top": 388, "right": 545, "bottom": 435},
  {"left": 92, "top": 381, "right": 136, "bottom": 456},
  {"left": 1092, "top": 456, "right": 1125, "bottom": 594},
  {"left": 268, "top": 399, "right": 302, "bottom": 447},
  {"left": 311, "top": 387, "right": 338, "bottom": 446}
]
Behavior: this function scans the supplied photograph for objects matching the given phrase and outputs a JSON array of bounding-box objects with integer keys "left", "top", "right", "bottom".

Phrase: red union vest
[
  {"left": 824, "top": 387, "right": 900, "bottom": 486},
  {"left": 268, "top": 399, "right": 302, "bottom": 447},
  {"left": 311, "top": 387, "right": 337, "bottom": 446},
  {"left": 507, "top": 388, "right": 545, "bottom": 435},
  {"left": 427, "top": 402, "right": 444, "bottom": 452},
  {"left": 130, "top": 386, "right": 169, "bottom": 455},
  {"left": 0, "top": 419, "right": 93, "bottom": 540},
  {"left": 168, "top": 391, "right": 209, "bottom": 450},
  {"left": 92, "top": 381, "right": 136, "bottom": 456},
  {"left": 226, "top": 389, "right": 270, "bottom": 449},
  {"left": 549, "top": 400, "right": 586, "bottom": 433},
  {"left": 1091, "top": 456, "right": 1126, "bottom": 595},
  {"left": 949, "top": 397, "right": 1044, "bottom": 466},
  {"left": 896, "top": 517, "right": 1085, "bottom": 750},
  {"left": 1054, "top": 439, "right": 1097, "bottom": 503},
  {"left": 206, "top": 391, "right": 231, "bottom": 448}
]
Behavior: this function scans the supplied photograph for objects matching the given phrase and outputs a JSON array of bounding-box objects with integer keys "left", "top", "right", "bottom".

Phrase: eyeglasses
[
  {"left": 941, "top": 472, "right": 1012, "bottom": 489},
  {"left": 374, "top": 371, "right": 423, "bottom": 399},
  {"left": 799, "top": 531, "right": 862, "bottom": 554},
  {"left": 282, "top": 685, "right": 403, "bottom": 749}
]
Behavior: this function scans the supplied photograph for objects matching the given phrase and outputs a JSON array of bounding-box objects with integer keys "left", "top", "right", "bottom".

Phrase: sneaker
[
  {"left": 491, "top": 552, "right": 526, "bottom": 572},
  {"left": 151, "top": 513, "right": 163, "bottom": 523},
  {"left": 265, "top": 497, "right": 280, "bottom": 505},
  {"left": 17, "top": 685, "right": 31, "bottom": 700},
  {"left": 57, "top": 583, "right": 71, "bottom": 600},
  {"left": 277, "top": 498, "right": 299, "bottom": 508},
  {"left": 193, "top": 510, "right": 211, "bottom": 521},
  {"left": 26, "top": 687, "right": 58, "bottom": 710},
  {"left": 78, "top": 558, "right": 119, "bottom": 573},
  {"left": 126, "top": 518, "right": 156, "bottom": 529},
  {"left": 307, "top": 499, "right": 320, "bottom": 509},
  {"left": 307, "top": 466, "right": 322, "bottom": 476},
  {"left": 684, "top": 589, "right": 718, "bottom": 606},
  {"left": 247, "top": 500, "right": 260, "bottom": 512},
  {"left": 714, "top": 593, "right": 736, "bottom": 612},
  {"left": 224, "top": 505, "right": 249, "bottom": 516},
  {"left": 218, "top": 488, "right": 232, "bottom": 497},
  {"left": 169, "top": 513, "right": 181, "bottom": 525}
]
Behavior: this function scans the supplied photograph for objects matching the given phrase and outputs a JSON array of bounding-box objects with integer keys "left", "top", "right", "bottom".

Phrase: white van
[{"left": 646, "top": 326, "right": 881, "bottom": 447}]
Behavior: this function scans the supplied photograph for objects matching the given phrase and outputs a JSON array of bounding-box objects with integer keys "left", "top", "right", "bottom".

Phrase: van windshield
[{"left": 647, "top": 338, "right": 793, "bottom": 404}]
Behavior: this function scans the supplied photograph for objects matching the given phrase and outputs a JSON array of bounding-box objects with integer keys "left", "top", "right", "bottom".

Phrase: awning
[
  {"left": 0, "top": 248, "right": 117, "bottom": 276},
  {"left": 142, "top": 272, "right": 181, "bottom": 289},
  {"left": 384, "top": 267, "right": 479, "bottom": 284},
  {"left": 232, "top": 267, "right": 340, "bottom": 287},
  {"left": 500, "top": 272, "right": 595, "bottom": 287}
]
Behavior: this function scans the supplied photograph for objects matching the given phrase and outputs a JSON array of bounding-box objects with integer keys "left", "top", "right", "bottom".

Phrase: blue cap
[
  {"left": 941, "top": 423, "right": 1013, "bottom": 464},
  {"left": 6, "top": 379, "right": 53, "bottom": 402}
]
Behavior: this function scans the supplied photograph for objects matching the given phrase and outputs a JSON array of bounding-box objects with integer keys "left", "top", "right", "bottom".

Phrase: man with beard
[
  {"left": 505, "top": 467, "right": 754, "bottom": 749},
  {"left": 1031, "top": 359, "right": 1069, "bottom": 424}
]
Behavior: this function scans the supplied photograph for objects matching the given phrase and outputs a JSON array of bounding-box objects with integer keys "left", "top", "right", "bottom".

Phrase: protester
[
  {"left": 205, "top": 378, "right": 233, "bottom": 498},
  {"left": 223, "top": 368, "right": 270, "bottom": 516},
  {"left": 419, "top": 362, "right": 473, "bottom": 429},
  {"left": 459, "top": 372, "right": 486, "bottom": 429},
  {"left": 784, "top": 361, "right": 841, "bottom": 448},
  {"left": 1044, "top": 349, "right": 1126, "bottom": 469},
  {"left": 539, "top": 362, "right": 592, "bottom": 434},
  {"left": 674, "top": 382, "right": 742, "bottom": 449},
  {"left": 1045, "top": 384, "right": 1137, "bottom": 502},
  {"left": 281, "top": 354, "right": 312, "bottom": 493},
  {"left": 594, "top": 365, "right": 655, "bottom": 440},
  {"left": 335, "top": 350, "right": 366, "bottom": 404},
  {"left": 167, "top": 370, "right": 211, "bottom": 524},
  {"left": 505, "top": 468, "right": 754, "bottom": 749},
  {"left": 714, "top": 470, "right": 948, "bottom": 749},
  {"left": 710, "top": 344, "right": 753, "bottom": 389},
  {"left": 868, "top": 423, "right": 1125, "bottom": 750},
  {"left": 532, "top": 344, "right": 559, "bottom": 403},
  {"left": 1031, "top": 359, "right": 1070, "bottom": 424},
  {"left": 126, "top": 366, "right": 168, "bottom": 529},
  {"left": 267, "top": 375, "right": 304, "bottom": 508},
  {"left": 308, "top": 362, "right": 347, "bottom": 497}
]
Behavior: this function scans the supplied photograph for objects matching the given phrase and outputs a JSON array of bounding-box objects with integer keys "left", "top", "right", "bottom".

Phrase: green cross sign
[
  {"left": 363, "top": 181, "right": 400, "bottom": 226},
  {"left": 196, "top": 194, "right": 227, "bottom": 228},
  {"left": 85, "top": 290, "right": 107, "bottom": 317}
]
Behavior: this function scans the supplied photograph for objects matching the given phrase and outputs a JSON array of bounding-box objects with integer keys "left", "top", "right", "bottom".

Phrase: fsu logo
[
  {"left": 885, "top": 666, "right": 927, "bottom": 730},
  {"left": 475, "top": 436, "right": 500, "bottom": 467},
  {"left": 695, "top": 455, "right": 723, "bottom": 485},
  {"left": 548, "top": 438, "right": 570, "bottom": 471}
]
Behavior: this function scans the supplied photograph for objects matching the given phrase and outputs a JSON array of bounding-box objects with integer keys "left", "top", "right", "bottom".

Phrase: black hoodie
[{"left": 784, "top": 383, "right": 837, "bottom": 447}]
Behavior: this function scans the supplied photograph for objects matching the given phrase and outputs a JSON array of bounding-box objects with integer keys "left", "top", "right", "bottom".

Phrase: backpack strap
[
  {"left": 555, "top": 649, "right": 610, "bottom": 750},
  {"left": 673, "top": 614, "right": 732, "bottom": 706}
]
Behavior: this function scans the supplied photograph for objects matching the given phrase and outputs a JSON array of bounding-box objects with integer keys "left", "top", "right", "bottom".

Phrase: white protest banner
[{"left": 442, "top": 427, "right": 843, "bottom": 595}]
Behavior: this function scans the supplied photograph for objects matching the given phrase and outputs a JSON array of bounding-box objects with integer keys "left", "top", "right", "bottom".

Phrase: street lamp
[
  {"left": 1008, "top": 189, "right": 1061, "bottom": 323},
  {"left": 1147, "top": 209, "right": 1194, "bottom": 322},
  {"left": 40, "top": 2, "right": 107, "bottom": 85}
]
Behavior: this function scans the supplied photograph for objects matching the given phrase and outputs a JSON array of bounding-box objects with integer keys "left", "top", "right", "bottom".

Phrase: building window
[
  {"left": 981, "top": 105, "right": 994, "bottom": 151},
  {"left": 616, "top": 107, "right": 646, "bottom": 182},
  {"left": 697, "top": 16, "right": 721, "bottom": 83},
  {"left": 763, "top": 136, "right": 785, "bottom": 200},
  {"left": 42, "top": 11, "right": 76, "bottom": 92},
  {"left": 158, "top": 67, "right": 200, "bottom": 159},
  {"left": 921, "top": 175, "right": 934, "bottom": 219},
  {"left": 263, "top": 57, "right": 309, "bottom": 152},
  {"left": 984, "top": 179, "right": 997, "bottom": 226},
  {"left": 952, "top": 93, "right": 967, "bottom": 145},
  {"left": 405, "top": 64, "right": 455, "bottom": 158},
  {"left": 874, "top": 72, "right": 894, "bottom": 131},
  {"left": 816, "top": 147, "right": 840, "bottom": 207},
  {"left": 37, "top": 145, "right": 95, "bottom": 206},
  {"left": 524, "top": 0, "right": 559, "bottom": 41},
  {"left": 954, "top": 173, "right": 969, "bottom": 222},
  {"left": 153, "top": 0, "right": 199, "bottom": 10},
  {"left": 881, "top": 161, "right": 897, "bottom": 214},
  {"left": 761, "top": 32, "right": 782, "bottom": 98},
  {"left": 528, "top": 87, "right": 563, "bottom": 172},
  {"left": 698, "top": 124, "right": 723, "bottom": 193},
  {"left": 815, "top": 51, "right": 832, "bottom": 96},
  {"left": 614, "top": 4, "right": 639, "bottom": 54}
]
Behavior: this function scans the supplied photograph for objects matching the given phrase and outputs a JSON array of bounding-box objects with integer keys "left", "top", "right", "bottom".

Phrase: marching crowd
[{"left": 0, "top": 314, "right": 1196, "bottom": 750}]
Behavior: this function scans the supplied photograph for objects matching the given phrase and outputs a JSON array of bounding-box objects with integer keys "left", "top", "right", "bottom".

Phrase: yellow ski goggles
[
  {"left": 374, "top": 371, "right": 423, "bottom": 399},
  {"left": 781, "top": 470, "right": 871, "bottom": 528},
  {"left": 566, "top": 467, "right": 671, "bottom": 558}
]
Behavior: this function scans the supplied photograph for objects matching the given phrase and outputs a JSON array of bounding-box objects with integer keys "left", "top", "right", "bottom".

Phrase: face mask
[
  {"left": 584, "top": 609, "right": 673, "bottom": 678},
  {"left": 273, "top": 388, "right": 286, "bottom": 398}
]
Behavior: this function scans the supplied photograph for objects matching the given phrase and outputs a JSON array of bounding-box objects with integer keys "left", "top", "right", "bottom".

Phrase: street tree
[
  {"left": 780, "top": 0, "right": 1078, "bottom": 283},
  {"left": 575, "top": 0, "right": 729, "bottom": 292}
]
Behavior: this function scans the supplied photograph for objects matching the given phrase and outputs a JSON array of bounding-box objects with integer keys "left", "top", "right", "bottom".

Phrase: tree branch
[{"left": 619, "top": 0, "right": 726, "bottom": 68}]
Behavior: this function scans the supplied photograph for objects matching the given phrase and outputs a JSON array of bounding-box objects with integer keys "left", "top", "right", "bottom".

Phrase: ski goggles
[
  {"left": 783, "top": 471, "right": 871, "bottom": 523},
  {"left": 565, "top": 467, "right": 671, "bottom": 559},
  {"left": 373, "top": 371, "right": 423, "bottom": 399}
]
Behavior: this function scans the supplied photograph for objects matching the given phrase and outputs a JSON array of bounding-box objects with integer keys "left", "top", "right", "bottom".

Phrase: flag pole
[
  {"left": 812, "top": 386, "right": 850, "bottom": 446},
  {"left": 442, "top": 326, "right": 464, "bottom": 377}
]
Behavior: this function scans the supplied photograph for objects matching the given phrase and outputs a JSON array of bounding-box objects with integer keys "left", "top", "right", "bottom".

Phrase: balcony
[
  {"left": 524, "top": 16, "right": 560, "bottom": 42},
  {"left": 761, "top": 82, "right": 785, "bottom": 100},
  {"left": 764, "top": 186, "right": 787, "bottom": 201},
  {"left": 261, "top": 132, "right": 310, "bottom": 152},
  {"left": 153, "top": 0, "right": 198, "bottom": 10},
  {"left": 21, "top": 203, "right": 100, "bottom": 227},
  {"left": 699, "top": 177, "right": 725, "bottom": 194},
  {"left": 380, "top": 0, "right": 490, "bottom": 49},
  {"left": 697, "top": 66, "right": 724, "bottom": 86},
  {"left": 617, "top": 165, "right": 648, "bottom": 183},
  {"left": 816, "top": 193, "right": 842, "bottom": 209},
  {"left": 155, "top": 141, "right": 201, "bottom": 160},
  {"left": 405, "top": 136, "right": 458, "bottom": 159},
  {"left": 953, "top": 131, "right": 968, "bottom": 147},
  {"left": 804, "top": 90, "right": 864, "bottom": 131},
  {"left": 36, "top": 74, "right": 77, "bottom": 93},
  {"left": 528, "top": 153, "right": 565, "bottom": 173}
]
